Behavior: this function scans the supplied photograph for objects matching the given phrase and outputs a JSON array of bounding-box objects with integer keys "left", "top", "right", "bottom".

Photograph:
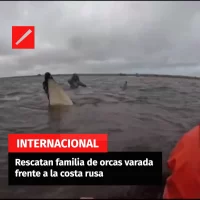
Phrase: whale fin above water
[
  {"left": 121, "top": 81, "right": 127, "bottom": 90},
  {"left": 48, "top": 79, "right": 73, "bottom": 106}
]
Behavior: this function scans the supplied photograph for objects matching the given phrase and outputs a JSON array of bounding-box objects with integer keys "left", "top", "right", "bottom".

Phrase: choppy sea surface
[{"left": 0, "top": 75, "right": 200, "bottom": 199}]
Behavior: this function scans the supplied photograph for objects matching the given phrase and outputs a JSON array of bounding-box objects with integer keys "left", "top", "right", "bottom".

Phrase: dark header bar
[{"left": 8, "top": 152, "right": 162, "bottom": 185}]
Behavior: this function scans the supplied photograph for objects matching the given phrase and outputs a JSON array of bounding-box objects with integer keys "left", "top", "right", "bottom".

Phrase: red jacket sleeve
[{"left": 163, "top": 125, "right": 200, "bottom": 199}]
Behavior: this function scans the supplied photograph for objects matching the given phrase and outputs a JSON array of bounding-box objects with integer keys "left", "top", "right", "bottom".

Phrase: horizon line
[{"left": 1, "top": 73, "right": 200, "bottom": 80}]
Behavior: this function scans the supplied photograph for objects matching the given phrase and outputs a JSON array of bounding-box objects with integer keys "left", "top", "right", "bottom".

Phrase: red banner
[{"left": 8, "top": 134, "right": 108, "bottom": 153}]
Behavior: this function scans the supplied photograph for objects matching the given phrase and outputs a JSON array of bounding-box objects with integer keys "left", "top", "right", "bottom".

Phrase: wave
[{"left": 0, "top": 96, "right": 21, "bottom": 101}]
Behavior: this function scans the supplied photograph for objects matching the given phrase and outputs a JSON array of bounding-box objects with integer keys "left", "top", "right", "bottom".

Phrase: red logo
[{"left": 12, "top": 26, "right": 35, "bottom": 49}]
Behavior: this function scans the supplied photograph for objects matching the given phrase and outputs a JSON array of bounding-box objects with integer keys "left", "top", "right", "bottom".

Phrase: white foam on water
[{"left": 0, "top": 96, "right": 21, "bottom": 101}]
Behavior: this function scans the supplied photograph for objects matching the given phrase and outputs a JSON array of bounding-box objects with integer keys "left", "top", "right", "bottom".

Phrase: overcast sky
[{"left": 1, "top": 1, "right": 200, "bottom": 77}]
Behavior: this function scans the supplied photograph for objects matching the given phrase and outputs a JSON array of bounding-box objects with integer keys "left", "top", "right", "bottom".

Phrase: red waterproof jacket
[{"left": 163, "top": 125, "right": 200, "bottom": 198}]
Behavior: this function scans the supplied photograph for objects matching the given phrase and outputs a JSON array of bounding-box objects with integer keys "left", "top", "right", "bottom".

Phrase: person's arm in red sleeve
[{"left": 163, "top": 125, "right": 200, "bottom": 199}]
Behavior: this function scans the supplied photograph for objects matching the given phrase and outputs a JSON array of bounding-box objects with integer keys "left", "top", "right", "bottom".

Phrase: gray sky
[{"left": 1, "top": 1, "right": 200, "bottom": 77}]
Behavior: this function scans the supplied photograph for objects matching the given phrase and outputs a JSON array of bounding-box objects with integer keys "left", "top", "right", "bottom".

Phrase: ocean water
[{"left": 0, "top": 75, "right": 200, "bottom": 199}]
